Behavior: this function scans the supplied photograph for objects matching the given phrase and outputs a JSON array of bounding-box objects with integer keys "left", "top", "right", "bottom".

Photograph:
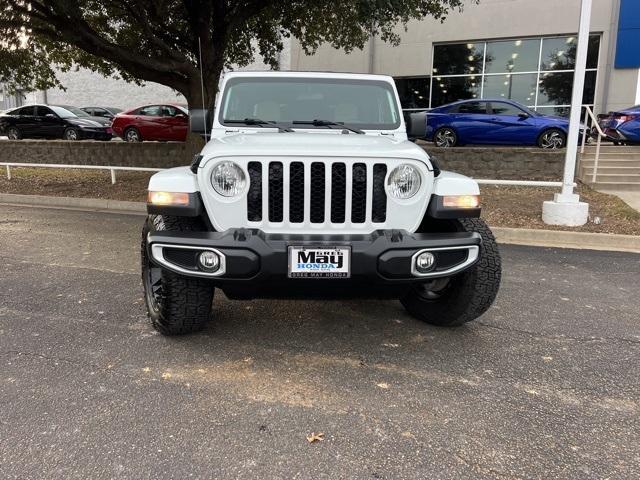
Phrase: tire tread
[{"left": 141, "top": 215, "right": 214, "bottom": 335}]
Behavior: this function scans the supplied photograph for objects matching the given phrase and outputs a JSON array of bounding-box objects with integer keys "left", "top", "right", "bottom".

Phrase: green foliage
[{"left": 0, "top": 0, "right": 473, "bottom": 105}]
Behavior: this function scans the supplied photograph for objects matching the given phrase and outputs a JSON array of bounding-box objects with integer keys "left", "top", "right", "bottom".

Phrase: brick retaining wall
[
  {"left": 0, "top": 140, "right": 190, "bottom": 169},
  {"left": 1, "top": 140, "right": 565, "bottom": 180},
  {"left": 420, "top": 144, "right": 564, "bottom": 180}
]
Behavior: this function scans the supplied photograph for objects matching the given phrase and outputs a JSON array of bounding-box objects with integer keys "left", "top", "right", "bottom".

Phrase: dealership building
[
  {"left": 291, "top": 0, "right": 640, "bottom": 116},
  {"left": 1, "top": 0, "right": 638, "bottom": 116}
]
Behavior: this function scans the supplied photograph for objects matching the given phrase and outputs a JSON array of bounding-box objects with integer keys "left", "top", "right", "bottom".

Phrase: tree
[{"left": 0, "top": 0, "right": 473, "bottom": 115}]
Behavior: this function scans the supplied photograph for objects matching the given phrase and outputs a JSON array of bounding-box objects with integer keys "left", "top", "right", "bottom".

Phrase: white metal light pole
[{"left": 542, "top": 0, "right": 592, "bottom": 226}]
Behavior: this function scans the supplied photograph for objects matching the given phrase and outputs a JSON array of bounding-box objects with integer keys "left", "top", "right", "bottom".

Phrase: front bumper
[
  {"left": 147, "top": 229, "right": 482, "bottom": 299},
  {"left": 79, "top": 128, "right": 113, "bottom": 140}
]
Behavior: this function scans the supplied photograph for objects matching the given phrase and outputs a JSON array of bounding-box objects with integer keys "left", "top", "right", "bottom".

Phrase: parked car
[
  {"left": 81, "top": 106, "right": 123, "bottom": 119},
  {"left": 597, "top": 105, "right": 640, "bottom": 145},
  {"left": 0, "top": 104, "right": 113, "bottom": 140},
  {"left": 422, "top": 99, "right": 576, "bottom": 149},
  {"left": 111, "top": 104, "right": 188, "bottom": 142},
  {"left": 55, "top": 105, "right": 113, "bottom": 127}
]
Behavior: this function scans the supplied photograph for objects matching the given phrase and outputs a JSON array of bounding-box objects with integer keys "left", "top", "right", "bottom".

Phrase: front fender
[
  {"left": 148, "top": 166, "right": 199, "bottom": 193},
  {"left": 432, "top": 170, "right": 480, "bottom": 196}
]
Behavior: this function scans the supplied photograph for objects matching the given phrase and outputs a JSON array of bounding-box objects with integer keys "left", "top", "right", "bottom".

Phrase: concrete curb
[
  {"left": 0, "top": 193, "right": 145, "bottom": 214},
  {"left": 492, "top": 227, "right": 640, "bottom": 253},
  {"left": 1, "top": 193, "right": 638, "bottom": 253}
]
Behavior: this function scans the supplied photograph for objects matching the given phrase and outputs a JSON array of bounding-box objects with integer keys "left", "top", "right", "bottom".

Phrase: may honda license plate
[{"left": 288, "top": 246, "right": 351, "bottom": 278}]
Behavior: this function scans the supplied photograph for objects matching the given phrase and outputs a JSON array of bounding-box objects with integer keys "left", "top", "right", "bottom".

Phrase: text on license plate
[{"left": 288, "top": 246, "right": 351, "bottom": 278}]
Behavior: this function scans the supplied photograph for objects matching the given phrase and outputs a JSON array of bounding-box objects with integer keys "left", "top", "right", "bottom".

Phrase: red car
[{"left": 111, "top": 104, "right": 188, "bottom": 142}]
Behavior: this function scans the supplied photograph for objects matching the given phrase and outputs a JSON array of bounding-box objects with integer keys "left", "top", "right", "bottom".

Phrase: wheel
[
  {"left": 63, "top": 127, "right": 80, "bottom": 141},
  {"left": 433, "top": 127, "right": 458, "bottom": 147},
  {"left": 538, "top": 128, "right": 566, "bottom": 149},
  {"left": 400, "top": 218, "right": 501, "bottom": 327},
  {"left": 124, "top": 127, "right": 142, "bottom": 142},
  {"left": 141, "top": 215, "right": 214, "bottom": 335},
  {"left": 6, "top": 126, "right": 21, "bottom": 140}
]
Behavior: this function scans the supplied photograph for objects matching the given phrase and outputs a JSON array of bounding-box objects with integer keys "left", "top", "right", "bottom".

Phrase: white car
[{"left": 142, "top": 71, "right": 501, "bottom": 335}]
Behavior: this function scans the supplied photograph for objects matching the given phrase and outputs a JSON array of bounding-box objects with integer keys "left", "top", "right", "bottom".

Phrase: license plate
[{"left": 288, "top": 246, "right": 351, "bottom": 278}]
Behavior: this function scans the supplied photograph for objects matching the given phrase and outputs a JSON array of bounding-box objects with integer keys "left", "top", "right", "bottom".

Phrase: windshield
[
  {"left": 220, "top": 77, "right": 401, "bottom": 130},
  {"left": 60, "top": 106, "right": 90, "bottom": 117},
  {"left": 48, "top": 106, "right": 78, "bottom": 118}
]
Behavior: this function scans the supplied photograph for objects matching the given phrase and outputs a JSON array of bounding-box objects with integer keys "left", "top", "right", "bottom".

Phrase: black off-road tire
[
  {"left": 400, "top": 218, "right": 501, "bottom": 327},
  {"left": 141, "top": 215, "right": 214, "bottom": 335}
]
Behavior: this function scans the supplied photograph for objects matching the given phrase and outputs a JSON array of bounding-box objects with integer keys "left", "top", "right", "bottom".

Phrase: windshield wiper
[
  {"left": 292, "top": 119, "right": 364, "bottom": 134},
  {"left": 224, "top": 118, "right": 293, "bottom": 132}
]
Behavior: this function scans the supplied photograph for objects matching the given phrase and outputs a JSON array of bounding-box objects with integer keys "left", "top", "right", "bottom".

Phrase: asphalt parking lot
[{"left": 1, "top": 205, "right": 639, "bottom": 479}]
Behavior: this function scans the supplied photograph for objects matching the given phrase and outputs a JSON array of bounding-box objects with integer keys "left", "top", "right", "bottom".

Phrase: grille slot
[
  {"left": 247, "top": 162, "right": 262, "bottom": 221},
  {"left": 331, "top": 163, "right": 347, "bottom": 223},
  {"left": 351, "top": 163, "right": 367, "bottom": 223},
  {"left": 310, "top": 162, "right": 325, "bottom": 223},
  {"left": 245, "top": 160, "right": 391, "bottom": 227},
  {"left": 372, "top": 164, "right": 387, "bottom": 223},
  {"left": 289, "top": 162, "right": 305, "bottom": 223},
  {"left": 268, "top": 162, "right": 283, "bottom": 222}
]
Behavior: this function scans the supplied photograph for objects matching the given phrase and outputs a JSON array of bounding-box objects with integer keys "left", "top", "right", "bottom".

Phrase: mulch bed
[{"left": 1, "top": 167, "right": 639, "bottom": 235}]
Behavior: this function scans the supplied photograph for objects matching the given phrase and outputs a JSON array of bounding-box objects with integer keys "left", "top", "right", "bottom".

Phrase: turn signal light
[
  {"left": 442, "top": 195, "right": 480, "bottom": 208},
  {"left": 148, "top": 191, "right": 190, "bottom": 206}
]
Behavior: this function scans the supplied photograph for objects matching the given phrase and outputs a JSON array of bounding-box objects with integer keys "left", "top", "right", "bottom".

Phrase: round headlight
[
  {"left": 387, "top": 164, "right": 421, "bottom": 199},
  {"left": 211, "top": 162, "right": 246, "bottom": 197}
]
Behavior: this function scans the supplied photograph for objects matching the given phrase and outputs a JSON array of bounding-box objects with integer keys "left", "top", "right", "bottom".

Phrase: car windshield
[
  {"left": 220, "top": 77, "right": 401, "bottom": 130},
  {"left": 58, "top": 106, "right": 90, "bottom": 117},
  {"left": 48, "top": 106, "right": 78, "bottom": 118}
]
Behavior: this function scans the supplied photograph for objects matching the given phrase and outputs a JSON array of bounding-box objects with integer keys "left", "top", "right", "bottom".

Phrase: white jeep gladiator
[{"left": 142, "top": 71, "right": 501, "bottom": 335}]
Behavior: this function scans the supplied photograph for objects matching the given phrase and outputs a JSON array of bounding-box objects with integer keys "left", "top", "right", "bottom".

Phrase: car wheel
[
  {"left": 538, "top": 128, "right": 566, "bottom": 149},
  {"left": 124, "top": 127, "right": 142, "bottom": 142},
  {"left": 433, "top": 127, "right": 458, "bottom": 148},
  {"left": 7, "top": 127, "right": 21, "bottom": 140},
  {"left": 400, "top": 218, "right": 501, "bottom": 327},
  {"left": 63, "top": 128, "right": 80, "bottom": 141},
  {"left": 141, "top": 215, "right": 215, "bottom": 335}
]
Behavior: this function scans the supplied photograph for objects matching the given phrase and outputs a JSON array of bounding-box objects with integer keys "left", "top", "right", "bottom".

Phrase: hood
[
  {"left": 540, "top": 114, "right": 569, "bottom": 123},
  {"left": 67, "top": 117, "right": 107, "bottom": 128},
  {"left": 85, "top": 115, "right": 111, "bottom": 126},
  {"left": 200, "top": 132, "right": 429, "bottom": 164}
]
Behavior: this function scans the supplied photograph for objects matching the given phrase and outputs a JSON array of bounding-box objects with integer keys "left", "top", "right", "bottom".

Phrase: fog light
[
  {"left": 415, "top": 251, "right": 435, "bottom": 273},
  {"left": 198, "top": 251, "right": 220, "bottom": 272}
]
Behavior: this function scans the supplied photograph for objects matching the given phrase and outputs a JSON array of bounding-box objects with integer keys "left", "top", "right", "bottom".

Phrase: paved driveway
[{"left": 0, "top": 205, "right": 639, "bottom": 479}]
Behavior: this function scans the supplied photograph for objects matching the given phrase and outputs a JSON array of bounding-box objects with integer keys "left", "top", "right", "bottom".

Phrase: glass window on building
[
  {"left": 432, "top": 43, "right": 485, "bottom": 76},
  {"left": 430, "top": 34, "right": 600, "bottom": 116},
  {"left": 483, "top": 73, "right": 538, "bottom": 105},
  {"left": 484, "top": 39, "right": 539, "bottom": 73},
  {"left": 431, "top": 75, "right": 480, "bottom": 107},
  {"left": 395, "top": 77, "right": 430, "bottom": 109}
]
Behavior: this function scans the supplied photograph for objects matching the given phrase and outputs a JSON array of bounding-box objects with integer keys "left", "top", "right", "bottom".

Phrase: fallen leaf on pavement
[{"left": 307, "top": 432, "right": 324, "bottom": 443}]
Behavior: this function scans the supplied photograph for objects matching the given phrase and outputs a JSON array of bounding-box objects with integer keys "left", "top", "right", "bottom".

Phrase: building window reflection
[{"left": 427, "top": 34, "right": 600, "bottom": 116}]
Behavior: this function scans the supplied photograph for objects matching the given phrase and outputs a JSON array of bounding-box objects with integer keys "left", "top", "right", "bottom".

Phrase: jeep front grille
[{"left": 247, "top": 161, "right": 387, "bottom": 226}]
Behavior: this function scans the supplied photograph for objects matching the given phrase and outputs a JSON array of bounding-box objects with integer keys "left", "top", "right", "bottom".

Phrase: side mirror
[
  {"left": 407, "top": 111, "right": 428, "bottom": 139},
  {"left": 189, "top": 108, "right": 210, "bottom": 135},
  {"left": 518, "top": 113, "right": 529, "bottom": 120}
]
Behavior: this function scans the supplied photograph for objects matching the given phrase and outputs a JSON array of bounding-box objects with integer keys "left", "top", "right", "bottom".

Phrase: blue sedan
[
  {"left": 597, "top": 105, "right": 640, "bottom": 145},
  {"left": 425, "top": 99, "right": 572, "bottom": 149}
]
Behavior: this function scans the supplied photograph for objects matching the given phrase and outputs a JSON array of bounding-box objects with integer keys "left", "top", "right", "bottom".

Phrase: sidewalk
[{"left": 604, "top": 191, "right": 640, "bottom": 212}]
